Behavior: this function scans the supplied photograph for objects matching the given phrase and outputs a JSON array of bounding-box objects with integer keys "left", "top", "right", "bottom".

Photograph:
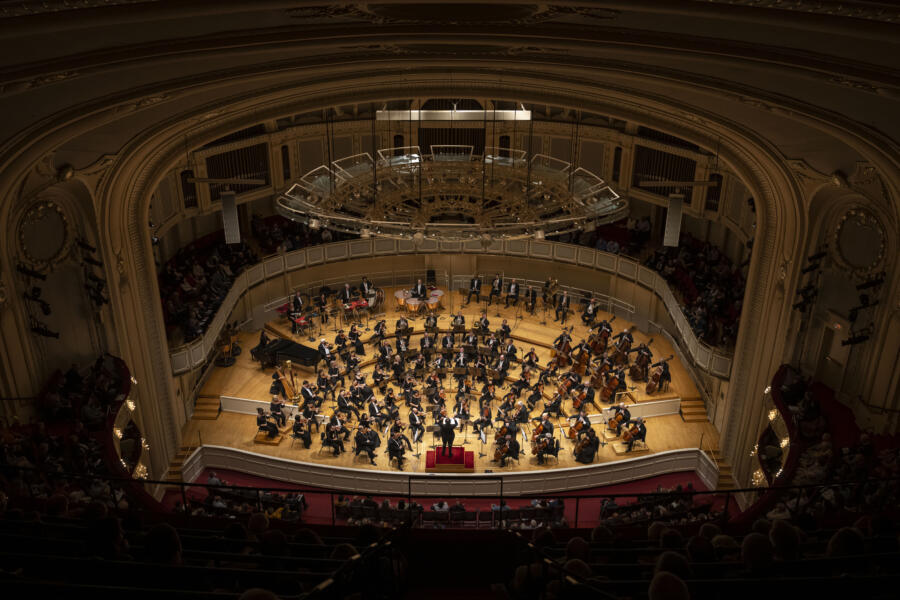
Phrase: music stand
[
  {"left": 460, "top": 418, "right": 470, "bottom": 445},
  {"left": 477, "top": 428, "right": 488, "bottom": 458},
  {"left": 540, "top": 297, "right": 549, "bottom": 326}
]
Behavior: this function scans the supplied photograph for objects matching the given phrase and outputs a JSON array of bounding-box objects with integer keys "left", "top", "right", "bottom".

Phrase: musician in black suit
[
  {"left": 555, "top": 290, "right": 571, "bottom": 323},
  {"left": 388, "top": 430, "right": 413, "bottom": 470},
  {"left": 574, "top": 428, "right": 600, "bottom": 463},
  {"left": 626, "top": 417, "right": 647, "bottom": 452},
  {"left": 340, "top": 283, "right": 354, "bottom": 303},
  {"left": 504, "top": 278, "right": 520, "bottom": 307},
  {"left": 292, "top": 415, "right": 311, "bottom": 448},
  {"left": 494, "top": 354, "right": 510, "bottom": 386},
  {"left": 438, "top": 412, "right": 458, "bottom": 456},
  {"left": 372, "top": 319, "right": 387, "bottom": 342},
  {"left": 424, "top": 313, "right": 437, "bottom": 330},
  {"left": 488, "top": 274, "right": 502, "bottom": 305},
  {"left": 395, "top": 316, "right": 409, "bottom": 334},
  {"left": 360, "top": 277, "right": 374, "bottom": 296},
  {"left": 317, "top": 292, "right": 330, "bottom": 324},
  {"left": 582, "top": 299, "right": 598, "bottom": 325},
  {"left": 413, "top": 278, "right": 427, "bottom": 299},
  {"left": 525, "top": 285, "right": 538, "bottom": 314},
  {"left": 256, "top": 408, "right": 278, "bottom": 438},
  {"left": 420, "top": 332, "right": 435, "bottom": 358},
  {"left": 317, "top": 338, "right": 333, "bottom": 363},
  {"left": 498, "top": 319, "right": 511, "bottom": 340},
  {"left": 476, "top": 312, "right": 490, "bottom": 337},
  {"left": 300, "top": 380, "right": 318, "bottom": 406},
  {"left": 466, "top": 276, "right": 482, "bottom": 305},
  {"left": 610, "top": 402, "right": 631, "bottom": 434},
  {"left": 292, "top": 290, "right": 304, "bottom": 312},
  {"left": 409, "top": 407, "right": 425, "bottom": 443},
  {"left": 499, "top": 434, "right": 520, "bottom": 468},
  {"left": 354, "top": 425, "right": 379, "bottom": 465}
]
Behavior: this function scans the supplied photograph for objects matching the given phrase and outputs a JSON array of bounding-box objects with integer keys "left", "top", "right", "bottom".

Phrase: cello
[
  {"left": 494, "top": 438, "right": 512, "bottom": 461},
  {"left": 567, "top": 418, "right": 585, "bottom": 439},
  {"left": 621, "top": 422, "right": 640, "bottom": 443},
  {"left": 600, "top": 371, "right": 620, "bottom": 403},
  {"left": 607, "top": 412, "right": 625, "bottom": 432}
]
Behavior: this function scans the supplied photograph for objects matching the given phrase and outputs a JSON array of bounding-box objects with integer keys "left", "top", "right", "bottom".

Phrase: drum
[
  {"left": 426, "top": 296, "right": 440, "bottom": 313},
  {"left": 367, "top": 290, "right": 377, "bottom": 307},
  {"left": 394, "top": 289, "right": 409, "bottom": 308},
  {"left": 406, "top": 298, "right": 422, "bottom": 314}
]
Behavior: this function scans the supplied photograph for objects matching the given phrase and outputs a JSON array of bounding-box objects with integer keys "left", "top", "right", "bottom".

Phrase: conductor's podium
[{"left": 425, "top": 446, "right": 475, "bottom": 473}]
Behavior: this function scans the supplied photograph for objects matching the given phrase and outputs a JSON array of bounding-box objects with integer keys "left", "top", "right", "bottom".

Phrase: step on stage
[{"left": 426, "top": 446, "right": 475, "bottom": 473}]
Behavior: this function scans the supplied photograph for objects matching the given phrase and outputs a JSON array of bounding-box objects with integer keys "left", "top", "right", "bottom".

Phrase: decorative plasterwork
[
  {"left": 284, "top": 4, "right": 621, "bottom": 26},
  {"left": 831, "top": 207, "right": 887, "bottom": 278},
  {"left": 16, "top": 200, "right": 73, "bottom": 272},
  {"left": 0, "top": 0, "right": 154, "bottom": 18},
  {"left": 695, "top": 0, "right": 900, "bottom": 24}
]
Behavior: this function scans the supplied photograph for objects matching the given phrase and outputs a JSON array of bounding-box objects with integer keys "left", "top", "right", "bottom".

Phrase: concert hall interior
[{"left": 1, "top": 2, "right": 899, "bottom": 599}]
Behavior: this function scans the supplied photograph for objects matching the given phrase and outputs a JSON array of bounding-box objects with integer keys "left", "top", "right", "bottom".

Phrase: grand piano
[{"left": 252, "top": 337, "right": 320, "bottom": 369}]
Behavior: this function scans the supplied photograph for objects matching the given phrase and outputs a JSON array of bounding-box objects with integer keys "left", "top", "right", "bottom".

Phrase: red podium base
[{"left": 425, "top": 445, "right": 475, "bottom": 472}]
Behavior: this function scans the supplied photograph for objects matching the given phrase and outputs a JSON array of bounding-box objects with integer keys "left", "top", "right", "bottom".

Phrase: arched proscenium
[{"left": 277, "top": 147, "right": 625, "bottom": 240}]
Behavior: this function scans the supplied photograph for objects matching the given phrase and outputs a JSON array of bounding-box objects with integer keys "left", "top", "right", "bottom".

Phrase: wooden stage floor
[{"left": 188, "top": 286, "right": 719, "bottom": 475}]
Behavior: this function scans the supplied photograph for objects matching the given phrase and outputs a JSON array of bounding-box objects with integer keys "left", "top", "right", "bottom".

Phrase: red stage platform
[{"left": 425, "top": 446, "right": 475, "bottom": 473}]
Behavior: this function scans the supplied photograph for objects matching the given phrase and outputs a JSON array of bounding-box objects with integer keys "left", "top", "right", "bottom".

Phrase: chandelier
[{"left": 276, "top": 145, "right": 626, "bottom": 243}]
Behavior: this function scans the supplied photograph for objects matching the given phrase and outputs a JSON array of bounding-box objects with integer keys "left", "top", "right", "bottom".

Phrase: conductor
[{"left": 439, "top": 412, "right": 459, "bottom": 456}]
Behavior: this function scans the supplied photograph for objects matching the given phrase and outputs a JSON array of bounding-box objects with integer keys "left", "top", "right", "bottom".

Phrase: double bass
[
  {"left": 573, "top": 345, "right": 590, "bottom": 376},
  {"left": 590, "top": 316, "right": 616, "bottom": 354},
  {"left": 590, "top": 359, "right": 612, "bottom": 390},
  {"left": 552, "top": 337, "right": 573, "bottom": 368},
  {"left": 610, "top": 328, "right": 634, "bottom": 366},
  {"left": 645, "top": 356, "right": 673, "bottom": 394},
  {"left": 627, "top": 339, "right": 654, "bottom": 381}
]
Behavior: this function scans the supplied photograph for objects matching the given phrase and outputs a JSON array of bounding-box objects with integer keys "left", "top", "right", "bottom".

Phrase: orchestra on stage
[{"left": 250, "top": 275, "right": 671, "bottom": 470}]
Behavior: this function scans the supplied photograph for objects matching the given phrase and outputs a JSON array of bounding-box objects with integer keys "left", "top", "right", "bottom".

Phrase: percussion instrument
[
  {"left": 366, "top": 289, "right": 378, "bottom": 308},
  {"left": 394, "top": 289, "right": 410, "bottom": 308},
  {"left": 406, "top": 297, "right": 422, "bottom": 314},
  {"left": 426, "top": 296, "right": 440, "bottom": 313}
]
